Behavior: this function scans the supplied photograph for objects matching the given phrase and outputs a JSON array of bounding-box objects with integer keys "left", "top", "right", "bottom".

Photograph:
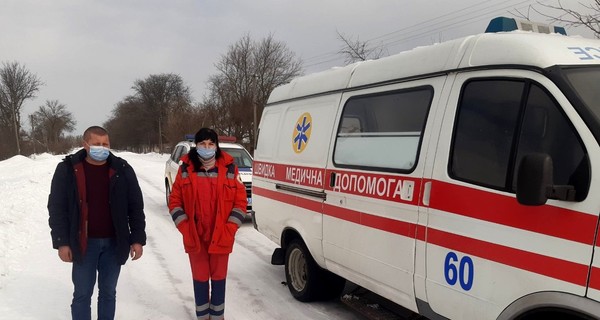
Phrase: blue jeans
[{"left": 71, "top": 238, "right": 122, "bottom": 320}]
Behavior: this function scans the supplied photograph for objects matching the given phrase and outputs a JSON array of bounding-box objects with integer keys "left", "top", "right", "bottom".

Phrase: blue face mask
[
  {"left": 89, "top": 145, "right": 110, "bottom": 162},
  {"left": 197, "top": 146, "right": 216, "bottom": 160}
]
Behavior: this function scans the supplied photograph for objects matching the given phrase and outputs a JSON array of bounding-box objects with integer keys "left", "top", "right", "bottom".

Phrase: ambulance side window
[
  {"left": 451, "top": 79, "right": 590, "bottom": 199},
  {"left": 450, "top": 80, "right": 523, "bottom": 189},
  {"left": 334, "top": 87, "right": 432, "bottom": 172}
]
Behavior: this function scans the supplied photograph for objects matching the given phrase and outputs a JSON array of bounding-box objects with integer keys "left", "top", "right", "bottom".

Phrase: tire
[
  {"left": 284, "top": 239, "right": 346, "bottom": 302},
  {"left": 285, "top": 239, "right": 320, "bottom": 302}
]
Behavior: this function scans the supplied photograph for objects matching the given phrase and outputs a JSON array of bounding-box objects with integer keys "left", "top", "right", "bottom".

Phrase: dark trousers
[{"left": 71, "top": 238, "right": 121, "bottom": 320}]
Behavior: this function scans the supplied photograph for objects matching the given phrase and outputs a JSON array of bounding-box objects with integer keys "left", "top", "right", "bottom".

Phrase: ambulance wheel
[{"left": 285, "top": 239, "right": 320, "bottom": 302}]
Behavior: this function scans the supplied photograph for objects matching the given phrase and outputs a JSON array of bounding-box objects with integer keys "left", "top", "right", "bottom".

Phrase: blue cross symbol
[{"left": 294, "top": 116, "right": 311, "bottom": 151}]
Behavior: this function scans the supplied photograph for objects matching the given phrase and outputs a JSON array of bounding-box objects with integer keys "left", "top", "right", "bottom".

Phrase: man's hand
[
  {"left": 130, "top": 243, "right": 143, "bottom": 261},
  {"left": 58, "top": 246, "right": 72, "bottom": 262}
]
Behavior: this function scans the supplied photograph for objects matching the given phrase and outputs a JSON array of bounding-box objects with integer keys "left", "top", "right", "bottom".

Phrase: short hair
[{"left": 83, "top": 126, "right": 108, "bottom": 141}]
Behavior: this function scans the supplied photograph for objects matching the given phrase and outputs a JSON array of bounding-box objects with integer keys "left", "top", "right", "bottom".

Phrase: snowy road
[{"left": 0, "top": 152, "right": 365, "bottom": 319}]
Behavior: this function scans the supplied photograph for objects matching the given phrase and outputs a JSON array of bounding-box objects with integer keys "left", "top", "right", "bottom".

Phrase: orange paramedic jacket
[{"left": 168, "top": 151, "right": 247, "bottom": 254}]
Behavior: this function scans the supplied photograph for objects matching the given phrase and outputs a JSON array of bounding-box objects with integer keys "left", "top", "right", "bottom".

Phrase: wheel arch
[
  {"left": 280, "top": 226, "right": 324, "bottom": 264},
  {"left": 497, "top": 291, "right": 600, "bottom": 320},
  {"left": 280, "top": 227, "right": 303, "bottom": 251}
]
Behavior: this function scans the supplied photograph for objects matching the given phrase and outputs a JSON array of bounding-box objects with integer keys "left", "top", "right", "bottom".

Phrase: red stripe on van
[
  {"left": 430, "top": 181, "right": 597, "bottom": 245},
  {"left": 428, "top": 228, "right": 588, "bottom": 286},
  {"left": 415, "top": 225, "right": 427, "bottom": 242},
  {"left": 255, "top": 162, "right": 597, "bottom": 245},
  {"left": 254, "top": 161, "right": 421, "bottom": 205},
  {"left": 253, "top": 186, "right": 419, "bottom": 238},
  {"left": 324, "top": 203, "right": 419, "bottom": 238},
  {"left": 253, "top": 185, "right": 592, "bottom": 288},
  {"left": 253, "top": 161, "right": 325, "bottom": 189}
]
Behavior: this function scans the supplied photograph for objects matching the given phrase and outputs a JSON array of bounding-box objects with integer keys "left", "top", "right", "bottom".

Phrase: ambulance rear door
[{"left": 252, "top": 92, "right": 341, "bottom": 266}]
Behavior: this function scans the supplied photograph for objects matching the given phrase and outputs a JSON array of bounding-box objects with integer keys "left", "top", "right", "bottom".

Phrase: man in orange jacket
[{"left": 168, "top": 128, "right": 247, "bottom": 320}]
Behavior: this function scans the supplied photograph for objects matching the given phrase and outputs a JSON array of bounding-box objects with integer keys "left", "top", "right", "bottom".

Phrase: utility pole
[
  {"left": 253, "top": 99, "right": 257, "bottom": 148},
  {"left": 158, "top": 114, "right": 163, "bottom": 153},
  {"left": 30, "top": 114, "right": 36, "bottom": 154},
  {"left": 252, "top": 74, "right": 259, "bottom": 152},
  {"left": 12, "top": 105, "right": 20, "bottom": 155}
]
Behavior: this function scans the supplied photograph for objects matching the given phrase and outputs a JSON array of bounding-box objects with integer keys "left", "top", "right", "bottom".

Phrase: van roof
[{"left": 268, "top": 31, "right": 600, "bottom": 104}]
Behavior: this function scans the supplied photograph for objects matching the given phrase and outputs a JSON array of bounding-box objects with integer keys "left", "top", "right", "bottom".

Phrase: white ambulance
[{"left": 252, "top": 18, "right": 600, "bottom": 320}]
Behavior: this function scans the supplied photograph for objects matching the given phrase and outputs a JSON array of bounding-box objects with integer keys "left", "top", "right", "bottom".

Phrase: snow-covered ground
[{"left": 0, "top": 151, "right": 365, "bottom": 320}]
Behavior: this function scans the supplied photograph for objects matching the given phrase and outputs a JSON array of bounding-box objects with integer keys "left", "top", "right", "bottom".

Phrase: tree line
[
  {"left": 0, "top": 33, "right": 302, "bottom": 160},
  {"left": 105, "top": 33, "right": 302, "bottom": 155}
]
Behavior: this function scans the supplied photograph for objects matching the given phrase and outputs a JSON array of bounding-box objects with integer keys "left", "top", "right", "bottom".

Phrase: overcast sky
[{"left": 0, "top": 0, "right": 596, "bottom": 135}]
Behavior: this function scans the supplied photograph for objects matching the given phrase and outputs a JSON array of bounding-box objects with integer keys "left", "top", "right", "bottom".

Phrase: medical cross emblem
[{"left": 292, "top": 112, "right": 312, "bottom": 153}]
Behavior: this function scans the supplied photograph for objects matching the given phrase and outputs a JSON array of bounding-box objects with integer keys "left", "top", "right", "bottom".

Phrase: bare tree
[
  {"left": 534, "top": 0, "right": 600, "bottom": 38},
  {"left": 209, "top": 35, "right": 257, "bottom": 143},
  {"left": 337, "top": 30, "right": 386, "bottom": 65},
  {"left": 132, "top": 73, "right": 192, "bottom": 152},
  {"left": 164, "top": 103, "right": 206, "bottom": 146},
  {"left": 104, "top": 96, "right": 152, "bottom": 152},
  {"left": 207, "top": 33, "right": 302, "bottom": 151},
  {"left": 31, "top": 100, "right": 76, "bottom": 154},
  {"left": 0, "top": 62, "right": 43, "bottom": 155}
]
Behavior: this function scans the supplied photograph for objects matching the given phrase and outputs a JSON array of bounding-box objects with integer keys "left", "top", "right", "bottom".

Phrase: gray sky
[{"left": 0, "top": 0, "right": 595, "bottom": 135}]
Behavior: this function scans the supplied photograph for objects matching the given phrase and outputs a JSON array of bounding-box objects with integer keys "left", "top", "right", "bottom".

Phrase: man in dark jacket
[{"left": 48, "top": 126, "right": 146, "bottom": 320}]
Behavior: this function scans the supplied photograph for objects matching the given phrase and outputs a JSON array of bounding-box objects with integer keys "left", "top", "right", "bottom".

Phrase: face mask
[
  {"left": 196, "top": 146, "right": 216, "bottom": 160},
  {"left": 88, "top": 145, "right": 110, "bottom": 162}
]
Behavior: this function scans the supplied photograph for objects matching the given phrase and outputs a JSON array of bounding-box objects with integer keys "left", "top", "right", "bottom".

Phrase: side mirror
[
  {"left": 516, "top": 153, "right": 577, "bottom": 206},
  {"left": 516, "top": 153, "right": 553, "bottom": 206}
]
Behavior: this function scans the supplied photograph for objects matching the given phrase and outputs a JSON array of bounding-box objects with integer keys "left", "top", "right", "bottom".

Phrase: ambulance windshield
[{"left": 563, "top": 66, "right": 600, "bottom": 123}]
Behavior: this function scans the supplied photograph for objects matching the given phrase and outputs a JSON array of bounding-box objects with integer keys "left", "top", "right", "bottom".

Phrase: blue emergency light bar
[{"left": 485, "top": 16, "right": 567, "bottom": 35}]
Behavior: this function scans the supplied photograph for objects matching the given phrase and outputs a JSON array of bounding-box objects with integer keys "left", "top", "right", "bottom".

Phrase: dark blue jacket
[{"left": 47, "top": 149, "right": 146, "bottom": 265}]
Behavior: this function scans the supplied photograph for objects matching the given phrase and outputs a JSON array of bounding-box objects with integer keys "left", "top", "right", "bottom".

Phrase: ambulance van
[{"left": 252, "top": 18, "right": 600, "bottom": 320}]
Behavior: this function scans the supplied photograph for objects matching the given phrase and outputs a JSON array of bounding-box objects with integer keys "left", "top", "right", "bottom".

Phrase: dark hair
[
  {"left": 83, "top": 126, "right": 108, "bottom": 141},
  {"left": 188, "top": 127, "right": 222, "bottom": 171}
]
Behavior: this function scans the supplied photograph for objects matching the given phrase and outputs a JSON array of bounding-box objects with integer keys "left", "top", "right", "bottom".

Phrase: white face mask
[
  {"left": 88, "top": 145, "right": 110, "bottom": 161},
  {"left": 196, "top": 146, "right": 216, "bottom": 160}
]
